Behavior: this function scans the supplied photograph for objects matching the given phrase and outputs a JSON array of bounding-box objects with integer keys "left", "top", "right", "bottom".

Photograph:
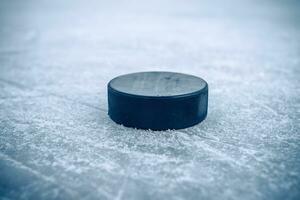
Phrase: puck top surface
[{"left": 109, "top": 72, "right": 207, "bottom": 97}]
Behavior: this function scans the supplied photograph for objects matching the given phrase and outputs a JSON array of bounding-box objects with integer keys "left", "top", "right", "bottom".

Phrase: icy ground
[{"left": 0, "top": 0, "right": 300, "bottom": 199}]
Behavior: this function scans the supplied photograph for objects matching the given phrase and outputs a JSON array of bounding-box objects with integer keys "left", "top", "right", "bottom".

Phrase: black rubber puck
[{"left": 107, "top": 71, "right": 208, "bottom": 131}]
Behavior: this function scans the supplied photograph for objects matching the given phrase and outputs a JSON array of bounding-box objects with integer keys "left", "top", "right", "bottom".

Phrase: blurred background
[{"left": 0, "top": 0, "right": 299, "bottom": 199}]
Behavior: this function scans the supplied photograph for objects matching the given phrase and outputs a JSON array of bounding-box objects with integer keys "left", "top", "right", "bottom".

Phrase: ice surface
[{"left": 0, "top": 0, "right": 300, "bottom": 199}]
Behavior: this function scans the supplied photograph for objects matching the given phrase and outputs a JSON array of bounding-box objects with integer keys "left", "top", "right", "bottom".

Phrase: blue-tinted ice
[{"left": 0, "top": 0, "right": 299, "bottom": 199}]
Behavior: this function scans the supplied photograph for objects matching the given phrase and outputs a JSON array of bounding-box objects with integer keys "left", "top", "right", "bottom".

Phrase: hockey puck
[{"left": 107, "top": 71, "right": 208, "bottom": 131}]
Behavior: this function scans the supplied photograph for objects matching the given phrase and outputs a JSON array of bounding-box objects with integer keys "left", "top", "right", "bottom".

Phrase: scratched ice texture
[{"left": 0, "top": 0, "right": 299, "bottom": 199}]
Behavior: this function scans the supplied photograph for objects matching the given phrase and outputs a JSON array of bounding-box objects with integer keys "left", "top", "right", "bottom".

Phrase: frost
[{"left": 0, "top": 0, "right": 300, "bottom": 199}]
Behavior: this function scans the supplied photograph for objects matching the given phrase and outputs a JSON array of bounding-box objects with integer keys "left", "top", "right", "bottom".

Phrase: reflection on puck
[{"left": 107, "top": 71, "right": 208, "bottom": 131}]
